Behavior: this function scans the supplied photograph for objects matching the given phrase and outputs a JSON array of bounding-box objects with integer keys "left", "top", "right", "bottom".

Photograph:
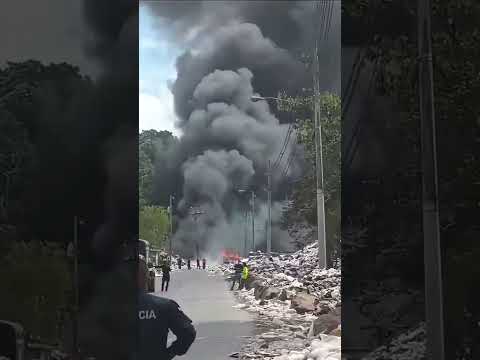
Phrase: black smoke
[{"left": 142, "top": 1, "right": 340, "bottom": 256}]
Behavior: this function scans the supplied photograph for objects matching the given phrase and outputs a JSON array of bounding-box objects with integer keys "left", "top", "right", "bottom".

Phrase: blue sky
[{"left": 139, "top": 4, "right": 182, "bottom": 136}]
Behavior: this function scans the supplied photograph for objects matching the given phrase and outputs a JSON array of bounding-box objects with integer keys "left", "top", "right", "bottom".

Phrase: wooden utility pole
[
  {"left": 314, "top": 1, "right": 327, "bottom": 269},
  {"left": 418, "top": 0, "right": 445, "bottom": 358}
]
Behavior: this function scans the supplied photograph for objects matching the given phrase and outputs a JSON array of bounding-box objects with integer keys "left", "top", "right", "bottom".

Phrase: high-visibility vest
[{"left": 242, "top": 266, "right": 249, "bottom": 280}]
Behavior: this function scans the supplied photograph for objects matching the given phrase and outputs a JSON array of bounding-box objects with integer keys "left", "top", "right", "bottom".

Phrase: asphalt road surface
[{"left": 155, "top": 268, "right": 254, "bottom": 360}]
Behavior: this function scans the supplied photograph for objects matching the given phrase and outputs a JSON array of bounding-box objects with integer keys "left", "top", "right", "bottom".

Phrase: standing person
[
  {"left": 196, "top": 258, "right": 200, "bottom": 269},
  {"left": 187, "top": 258, "right": 191, "bottom": 270},
  {"left": 230, "top": 260, "right": 243, "bottom": 290},
  {"left": 138, "top": 258, "right": 196, "bottom": 359},
  {"left": 161, "top": 261, "right": 171, "bottom": 292},
  {"left": 240, "top": 262, "right": 249, "bottom": 290},
  {"left": 202, "top": 258, "right": 206, "bottom": 270},
  {"left": 177, "top": 257, "right": 182, "bottom": 270}
]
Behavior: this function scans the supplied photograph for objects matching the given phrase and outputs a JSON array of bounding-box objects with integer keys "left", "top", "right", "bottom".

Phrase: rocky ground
[
  {"left": 211, "top": 243, "right": 341, "bottom": 360},
  {"left": 363, "top": 323, "right": 425, "bottom": 360}
]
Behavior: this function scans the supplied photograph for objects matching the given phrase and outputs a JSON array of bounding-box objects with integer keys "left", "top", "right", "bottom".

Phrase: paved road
[{"left": 155, "top": 269, "right": 254, "bottom": 360}]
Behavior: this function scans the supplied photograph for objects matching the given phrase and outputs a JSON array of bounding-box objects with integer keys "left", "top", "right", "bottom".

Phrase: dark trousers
[
  {"left": 162, "top": 276, "right": 170, "bottom": 291},
  {"left": 230, "top": 275, "right": 241, "bottom": 290}
]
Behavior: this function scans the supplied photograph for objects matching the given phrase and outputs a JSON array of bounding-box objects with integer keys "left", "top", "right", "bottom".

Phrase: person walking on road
[
  {"left": 202, "top": 258, "right": 206, "bottom": 270},
  {"left": 138, "top": 258, "right": 196, "bottom": 359},
  {"left": 187, "top": 258, "right": 191, "bottom": 269},
  {"left": 230, "top": 260, "right": 243, "bottom": 290},
  {"left": 161, "top": 261, "right": 171, "bottom": 292},
  {"left": 240, "top": 262, "right": 249, "bottom": 290},
  {"left": 177, "top": 257, "right": 182, "bottom": 270},
  {"left": 196, "top": 258, "right": 200, "bottom": 269}
]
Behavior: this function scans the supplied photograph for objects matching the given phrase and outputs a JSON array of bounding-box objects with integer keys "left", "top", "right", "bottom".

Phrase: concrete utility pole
[
  {"left": 418, "top": 0, "right": 445, "bottom": 358},
  {"left": 251, "top": 191, "right": 255, "bottom": 251},
  {"left": 244, "top": 211, "right": 248, "bottom": 257},
  {"left": 313, "top": 2, "right": 327, "bottom": 269},
  {"left": 266, "top": 160, "right": 272, "bottom": 255}
]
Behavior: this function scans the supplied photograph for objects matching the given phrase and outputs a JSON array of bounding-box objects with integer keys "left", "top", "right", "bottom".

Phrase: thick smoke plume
[
  {"left": 144, "top": 1, "right": 340, "bottom": 257},
  {"left": 172, "top": 67, "right": 295, "bottom": 256}
]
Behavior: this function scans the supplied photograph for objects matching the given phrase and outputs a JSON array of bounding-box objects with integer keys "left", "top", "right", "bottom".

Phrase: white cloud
[
  {"left": 139, "top": 87, "right": 181, "bottom": 136},
  {"left": 139, "top": 3, "right": 183, "bottom": 137}
]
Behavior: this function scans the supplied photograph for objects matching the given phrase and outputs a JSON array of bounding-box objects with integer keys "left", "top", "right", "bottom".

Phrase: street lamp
[
  {"left": 252, "top": 91, "right": 327, "bottom": 267},
  {"left": 251, "top": 95, "right": 290, "bottom": 102},
  {"left": 250, "top": 95, "right": 293, "bottom": 256}
]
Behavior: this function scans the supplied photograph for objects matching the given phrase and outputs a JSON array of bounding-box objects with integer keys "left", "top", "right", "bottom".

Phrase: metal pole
[
  {"left": 169, "top": 195, "right": 173, "bottom": 260},
  {"left": 251, "top": 191, "right": 255, "bottom": 251},
  {"left": 73, "top": 216, "right": 79, "bottom": 359},
  {"left": 244, "top": 212, "right": 248, "bottom": 257},
  {"left": 267, "top": 160, "right": 272, "bottom": 255},
  {"left": 418, "top": 0, "right": 445, "bottom": 358},
  {"left": 313, "top": 9, "right": 327, "bottom": 269}
]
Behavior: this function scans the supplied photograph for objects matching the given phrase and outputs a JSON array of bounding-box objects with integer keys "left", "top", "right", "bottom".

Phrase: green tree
[
  {"left": 279, "top": 92, "right": 341, "bottom": 261},
  {"left": 0, "top": 241, "right": 70, "bottom": 343},
  {"left": 139, "top": 129, "right": 178, "bottom": 206},
  {"left": 139, "top": 205, "right": 169, "bottom": 249}
]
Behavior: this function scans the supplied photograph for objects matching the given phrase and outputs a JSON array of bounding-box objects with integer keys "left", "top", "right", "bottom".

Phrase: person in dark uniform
[
  {"left": 230, "top": 260, "right": 243, "bottom": 290},
  {"left": 196, "top": 258, "right": 200, "bottom": 269},
  {"left": 177, "top": 257, "right": 182, "bottom": 270},
  {"left": 137, "top": 258, "right": 196, "bottom": 359},
  {"left": 161, "top": 261, "right": 171, "bottom": 292},
  {"left": 187, "top": 258, "right": 191, "bottom": 269},
  {"left": 202, "top": 258, "right": 206, "bottom": 270}
]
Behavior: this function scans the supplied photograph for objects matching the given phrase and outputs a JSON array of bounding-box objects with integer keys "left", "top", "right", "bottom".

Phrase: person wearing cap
[{"left": 137, "top": 258, "right": 196, "bottom": 359}]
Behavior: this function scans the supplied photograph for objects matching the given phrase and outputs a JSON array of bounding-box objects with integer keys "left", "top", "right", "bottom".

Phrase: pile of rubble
[
  {"left": 220, "top": 242, "right": 341, "bottom": 359},
  {"left": 363, "top": 323, "right": 425, "bottom": 360},
  {"left": 222, "top": 243, "right": 340, "bottom": 313}
]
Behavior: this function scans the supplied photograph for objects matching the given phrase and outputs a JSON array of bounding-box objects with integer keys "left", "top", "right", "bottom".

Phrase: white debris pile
[
  {"left": 363, "top": 323, "right": 425, "bottom": 360},
  {"left": 237, "top": 288, "right": 316, "bottom": 323},
  {"left": 219, "top": 242, "right": 341, "bottom": 359},
  {"left": 238, "top": 243, "right": 340, "bottom": 306},
  {"left": 273, "top": 335, "right": 341, "bottom": 360}
]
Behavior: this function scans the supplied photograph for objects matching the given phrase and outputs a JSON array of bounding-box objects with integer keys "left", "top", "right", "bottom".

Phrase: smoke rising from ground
[
  {"left": 171, "top": 67, "right": 295, "bottom": 256},
  {"left": 143, "top": 1, "right": 340, "bottom": 256}
]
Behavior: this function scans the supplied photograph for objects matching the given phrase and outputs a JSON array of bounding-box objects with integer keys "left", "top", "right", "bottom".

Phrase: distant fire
[{"left": 221, "top": 249, "right": 241, "bottom": 263}]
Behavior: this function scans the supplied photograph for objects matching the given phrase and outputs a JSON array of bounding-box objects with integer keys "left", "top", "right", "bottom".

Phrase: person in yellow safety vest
[{"left": 240, "top": 262, "right": 249, "bottom": 290}]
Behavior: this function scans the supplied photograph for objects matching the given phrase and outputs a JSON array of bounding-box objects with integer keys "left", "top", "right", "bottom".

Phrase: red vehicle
[{"left": 222, "top": 249, "right": 241, "bottom": 264}]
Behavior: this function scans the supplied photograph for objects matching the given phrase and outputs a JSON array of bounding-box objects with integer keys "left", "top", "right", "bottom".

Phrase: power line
[
  {"left": 272, "top": 123, "right": 294, "bottom": 169},
  {"left": 341, "top": 2, "right": 382, "bottom": 174},
  {"left": 280, "top": 131, "right": 298, "bottom": 178}
]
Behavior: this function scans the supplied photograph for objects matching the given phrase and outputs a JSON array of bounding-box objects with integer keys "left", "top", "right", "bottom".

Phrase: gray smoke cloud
[
  {"left": 172, "top": 22, "right": 306, "bottom": 124},
  {"left": 143, "top": 1, "right": 340, "bottom": 256},
  {"left": 172, "top": 67, "right": 296, "bottom": 256}
]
